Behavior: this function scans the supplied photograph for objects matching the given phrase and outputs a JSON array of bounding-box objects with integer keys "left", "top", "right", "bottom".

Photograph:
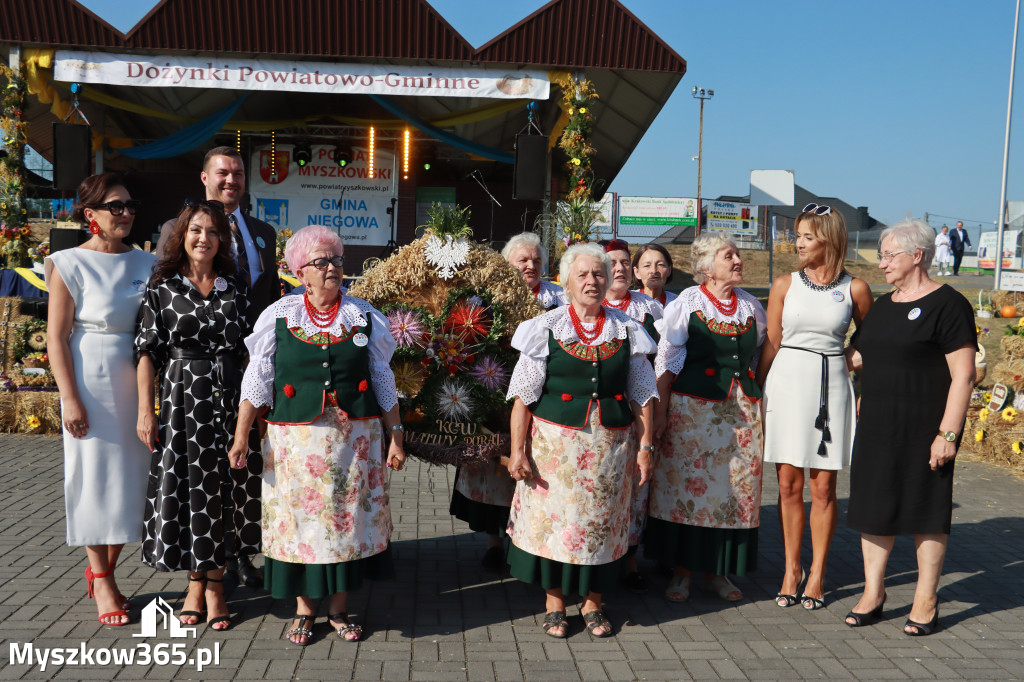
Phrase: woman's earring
[{"left": 88, "top": 220, "right": 100, "bottom": 235}]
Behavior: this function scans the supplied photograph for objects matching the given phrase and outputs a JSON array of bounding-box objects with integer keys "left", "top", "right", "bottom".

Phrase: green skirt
[
  {"left": 644, "top": 517, "right": 758, "bottom": 576},
  {"left": 264, "top": 547, "right": 394, "bottom": 599},
  {"left": 507, "top": 543, "right": 621, "bottom": 597},
  {"left": 449, "top": 490, "right": 509, "bottom": 536}
]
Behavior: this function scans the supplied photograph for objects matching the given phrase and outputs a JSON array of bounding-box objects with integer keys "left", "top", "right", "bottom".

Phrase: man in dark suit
[
  {"left": 950, "top": 220, "right": 972, "bottom": 276},
  {"left": 158, "top": 146, "right": 280, "bottom": 324},
  {"left": 158, "top": 146, "right": 280, "bottom": 588}
]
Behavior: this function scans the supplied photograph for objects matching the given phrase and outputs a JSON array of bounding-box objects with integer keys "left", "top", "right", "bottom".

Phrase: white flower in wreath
[
  {"left": 436, "top": 378, "right": 475, "bottom": 421},
  {"left": 424, "top": 234, "right": 470, "bottom": 280}
]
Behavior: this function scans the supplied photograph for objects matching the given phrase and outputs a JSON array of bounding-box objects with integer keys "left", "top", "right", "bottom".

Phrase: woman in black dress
[
  {"left": 135, "top": 199, "right": 259, "bottom": 631},
  {"left": 844, "top": 218, "right": 976, "bottom": 636}
]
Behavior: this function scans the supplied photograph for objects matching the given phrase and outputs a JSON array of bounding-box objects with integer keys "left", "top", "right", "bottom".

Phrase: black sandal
[
  {"left": 904, "top": 607, "right": 939, "bottom": 636},
  {"left": 845, "top": 593, "right": 886, "bottom": 627},
  {"left": 541, "top": 611, "right": 568, "bottom": 638},
  {"left": 775, "top": 569, "right": 805, "bottom": 608},
  {"left": 329, "top": 612, "right": 363, "bottom": 641},
  {"left": 285, "top": 614, "right": 315, "bottom": 646},
  {"left": 178, "top": 574, "right": 206, "bottom": 624},
  {"left": 204, "top": 577, "right": 231, "bottom": 631},
  {"left": 802, "top": 596, "right": 826, "bottom": 611},
  {"left": 582, "top": 609, "right": 613, "bottom": 638}
]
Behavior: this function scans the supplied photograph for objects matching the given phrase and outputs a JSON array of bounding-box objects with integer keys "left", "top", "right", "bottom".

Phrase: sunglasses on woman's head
[
  {"left": 183, "top": 198, "right": 225, "bottom": 213},
  {"left": 302, "top": 255, "right": 345, "bottom": 270},
  {"left": 802, "top": 203, "right": 832, "bottom": 216},
  {"left": 93, "top": 200, "right": 141, "bottom": 216}
]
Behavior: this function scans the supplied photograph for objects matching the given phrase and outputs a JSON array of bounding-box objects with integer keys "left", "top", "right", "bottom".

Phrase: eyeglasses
[
  {"left": 802, "top": 203, "right": 833, "bottom": 216},
  {"left": 302, "top": 255, "right": 345, "bottom": 270},
  {"left": 92, "top": 200, "right": 141, "bottom": 216},
  {"left": 183, "top": 198, "right": 225, "bottom": 213},
  {"left": 878, "top": 250, "right": 907, "bottom": 263}
]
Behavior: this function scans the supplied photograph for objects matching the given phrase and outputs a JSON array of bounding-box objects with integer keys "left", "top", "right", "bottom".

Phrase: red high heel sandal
[
  {"left": 85, "top": 565, "right": 131, "bottom": 610},
  {"left": 85, "top": 567, "right": 128, "bottom": 626}
]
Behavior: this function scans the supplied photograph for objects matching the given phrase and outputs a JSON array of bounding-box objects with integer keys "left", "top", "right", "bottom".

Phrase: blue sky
[{"left": 77, "top": 0, "right": 1024, "bottom": 236}]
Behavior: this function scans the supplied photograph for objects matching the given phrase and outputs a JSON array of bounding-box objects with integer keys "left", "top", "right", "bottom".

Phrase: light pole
[
  {"left": 995, "top": 0, "right": 1020, "bottom": 289},
  {"left": 692, "top": 86, "right": 714, "bottom": 236}
]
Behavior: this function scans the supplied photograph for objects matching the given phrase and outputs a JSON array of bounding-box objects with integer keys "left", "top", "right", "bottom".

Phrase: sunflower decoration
[
  {"left": 975, "top": 429, "right": 985, "bottom": 442},
  {"left": 1002, "top": 406, "right": 1016, "bottom": 422},
  {"left": 27, "top": 327, "right": 46, "bottom": 351},
  {"left": 1013, "top": 441, "right": 1023, "bottom": 455},
  {"left": 350, "top": 211, "right": 540, "bottom": 466},
  {"left": 24, "top": 414, "right": 41, "bottom": 431}
]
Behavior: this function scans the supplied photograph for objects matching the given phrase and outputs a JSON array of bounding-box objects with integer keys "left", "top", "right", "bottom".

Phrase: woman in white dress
[
  {"left": 757, "top": 204, "right": 873, "bottom": 610},
  {"left": 934, "top": 226, "right": 952, "bottom": 276},
  {"left": 46, "top": 173, "right": 156, "bottom": 626}
]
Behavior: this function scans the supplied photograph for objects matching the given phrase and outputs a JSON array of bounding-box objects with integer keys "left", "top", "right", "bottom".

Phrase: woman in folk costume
[
  {"left": 648, "top": 232, "right": 767, "bottom": 603},
  {"left": 632, "top": 243, "right": 678, "bottom": 307},
  {"left": 599, "top": 238, "right": 664, "bottom": 593},
  {"left": 228, "top": 226, "right": 405, "bottom": 645},
  {"left": 505, "top": 242, "right": 657, "bottom": 638},
  {"left": 503, "top": 232, "right": 566, "bottom": 310},
  {"left": 450, "top": 232, "right": 560, "bottom": 570}
]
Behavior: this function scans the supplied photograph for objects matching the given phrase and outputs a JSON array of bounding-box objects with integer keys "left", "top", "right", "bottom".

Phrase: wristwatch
[{"left": 939, "top": 430, "right": 957, "bottom": 442}]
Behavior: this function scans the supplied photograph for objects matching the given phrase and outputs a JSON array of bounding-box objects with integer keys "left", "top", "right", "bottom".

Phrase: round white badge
[
  {"left": 352, "top": 332, "right": 369, "bottom": 347},
  {"left": 908, "top": 307, "right": 921, "bottom": 320},
  {"left": 256, "top": 236, "right": 266, "bottom": 248},
  {"left": 214, "top": 277, "right": 228, "bottom": 292},
  {"left": 831, "top": 289, "right": 845, "bottom": 302}
]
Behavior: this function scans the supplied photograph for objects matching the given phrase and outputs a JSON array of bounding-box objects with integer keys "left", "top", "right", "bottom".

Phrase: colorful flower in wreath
[
  {"left": 435, "top": 378, "right": 475, "bottom": 420},
  {"left": 1003, "top": 406, "right": 1016, "bottom": 421},
  {"left": 393, "top": 360, "right": 427, "bottom": 399},
  {"left": 467, "top": 355, "right": 507, "bottom": 392},
  {"left": 25, "top": 415, "right": 40, "bottom": 430},
  {"left": 27, "top": 329, "right": 46, "bottom": 351},
  {"left": 387, "top": 308, "right": 426, "bottom": 348},
  {"left": 983, "top": 391, "right": 993, "bottom": 403},
  {"left": 445, "top": 300, "right": 491, "bottom": 344}
]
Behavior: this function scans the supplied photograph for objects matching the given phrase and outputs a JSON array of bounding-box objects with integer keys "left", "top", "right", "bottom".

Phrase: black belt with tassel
[{"left": 779, "top": 345, "right": 845, "bottom": 457}]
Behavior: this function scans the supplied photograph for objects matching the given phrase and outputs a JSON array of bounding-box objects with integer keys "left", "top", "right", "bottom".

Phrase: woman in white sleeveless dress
[
  {"left": 757, "top": 204, "right": 873, "bottom": 611},
  {"left": 46, "top": 173, "right": 156, "bottom": 626},
  {"left": 934, "top": 226, "right": 952, "bottom": 276}
]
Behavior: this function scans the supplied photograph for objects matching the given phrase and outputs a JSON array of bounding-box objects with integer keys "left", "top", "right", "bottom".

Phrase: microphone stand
[
  {"left": 381, "top": 196, "right": 399, "bottom": 258},
  {"left": 469, "top": 170, "right": 502, "bottom": 243}
]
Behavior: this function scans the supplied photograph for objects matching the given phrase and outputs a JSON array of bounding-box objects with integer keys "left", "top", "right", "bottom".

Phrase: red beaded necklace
[
  {"left": 700, "top": 284, "right": 738, "bottom": 316},
  {"left": 304, "top": 292, "right": 341, "bottom": 328},
  {"left": 568, "top": 304, "right": 605, "bottom": 344},
  {"left": 531, "top": 281, "right": 541, "bottom": 297},
  {"left": 602, "top": 290, "right": 630, "bottom": 311}
]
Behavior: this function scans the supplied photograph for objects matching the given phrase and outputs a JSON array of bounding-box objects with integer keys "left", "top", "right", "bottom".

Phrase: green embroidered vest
[
  {"left": 670, "top": 310, "right": 761, "bottom": 401},
  {"left": 264, "top": 314, "right": 380, "bottom": 424},
  {"left": 531, "top": 330, "right": 632, "bottom": 429}
]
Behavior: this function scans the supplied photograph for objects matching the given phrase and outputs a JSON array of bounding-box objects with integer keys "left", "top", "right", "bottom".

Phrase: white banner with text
[
  {"left": 54, "top": 51, "right": 550, "bottom": 99},
  {"left": 248, "top": 144, "right": 396, "bottom": 246}
]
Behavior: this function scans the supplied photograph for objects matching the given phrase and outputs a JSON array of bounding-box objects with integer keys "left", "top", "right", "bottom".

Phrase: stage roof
[{"left": 2, "top": 0, "right": 686, "bottom": 192}]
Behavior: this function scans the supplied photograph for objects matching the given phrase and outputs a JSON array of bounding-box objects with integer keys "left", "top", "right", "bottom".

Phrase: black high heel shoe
[
  {"left": 775, "top": 569, "right": 805, "bottom": 608},
  {"left": 845, "top": 592, "right": 886, "bottom": 627},
  {"left": 904, "top": 606, "right": 939, "bottom": 636}
]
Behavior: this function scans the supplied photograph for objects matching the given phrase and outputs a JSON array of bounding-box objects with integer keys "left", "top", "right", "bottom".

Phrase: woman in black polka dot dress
[{"left": 134, "top": 199, "right": 259, "bottom": 631}]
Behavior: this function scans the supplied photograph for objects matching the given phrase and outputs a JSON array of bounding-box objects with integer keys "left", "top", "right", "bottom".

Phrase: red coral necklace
[
  {"left": 568, "top": 305, "right": 605, "bottom": 344},
  {"left": 700, "top": 284, "right": 738, "bottom": 316},
  {"left": 304, "top": 293, "right": 341, "bottom": 328},
  {"left": 602, "top": 290, "right": 630, "bottom": 311}
]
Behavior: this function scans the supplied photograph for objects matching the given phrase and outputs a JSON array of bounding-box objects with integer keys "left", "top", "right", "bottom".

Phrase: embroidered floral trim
[
  {"left": 695, "top": 311, "right": 754, "bottom": 336},
  {"left": 557, "top": 338, "right": 623, "bottom": 360},
  {"left": 289, "top": 326, "right": 359, "bottom": 345}
]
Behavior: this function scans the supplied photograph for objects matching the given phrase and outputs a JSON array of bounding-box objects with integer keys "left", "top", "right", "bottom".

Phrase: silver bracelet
[
  {"left": 389, "top": 424, "right": 404, "bottom": 433},
  {"left": 639, "top": 444, "right": 654, "bottom": 451}
]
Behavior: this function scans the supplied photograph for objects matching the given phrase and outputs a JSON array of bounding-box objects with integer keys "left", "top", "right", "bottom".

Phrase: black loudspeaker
[
  {"left": 49, "top": 227, "right": 89, "bottom": 253},
  {"left": 52, "top": 123, "right": 91, "bottom": 190},
  {"left": 513, "top": 134, "right": 547, "bottom": 201}
]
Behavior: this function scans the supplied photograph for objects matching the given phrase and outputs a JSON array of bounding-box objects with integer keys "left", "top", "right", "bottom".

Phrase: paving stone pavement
[{"left": 0, "top": 434, "right": 1022, "bottom": 681}]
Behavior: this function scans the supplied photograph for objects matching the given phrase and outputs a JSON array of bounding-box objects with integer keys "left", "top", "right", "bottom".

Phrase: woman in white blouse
[
  {"left": 505, "top": 242, "right": 658, "bottom": 638},
  {"left": 650, "top": 233, "right": 767, "bottom": 604},
  {"left": 228, "top": 226, "right": 405, "bottom": 646}
]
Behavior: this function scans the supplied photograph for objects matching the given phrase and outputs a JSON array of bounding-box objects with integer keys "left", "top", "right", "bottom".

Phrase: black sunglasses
[
  {"left": 802, "top": 203, "right": 833, "bottom": 216},
  {"left": 302, "top": 255, "right": 345, "bottom": 270},
  {"left": 183, "top": 198, "right": 226, "bottom": 213},
  {"left": 93, "top": 200, "right": 141, "bottom": 216}
]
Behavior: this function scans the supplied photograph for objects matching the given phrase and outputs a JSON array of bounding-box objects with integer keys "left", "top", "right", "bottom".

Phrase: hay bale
[
  {"left": 990, "top": 290, "right": 1024, "bottom": 313},
  {"left": 1000, "top": 334, "right": 1024, "bottom": 361},
  {"left": 0, "top": 390, "right": 61, "bottom": 435},
  {"left": 962, "top": 414, "right": 1024, "bottom": 473}
]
